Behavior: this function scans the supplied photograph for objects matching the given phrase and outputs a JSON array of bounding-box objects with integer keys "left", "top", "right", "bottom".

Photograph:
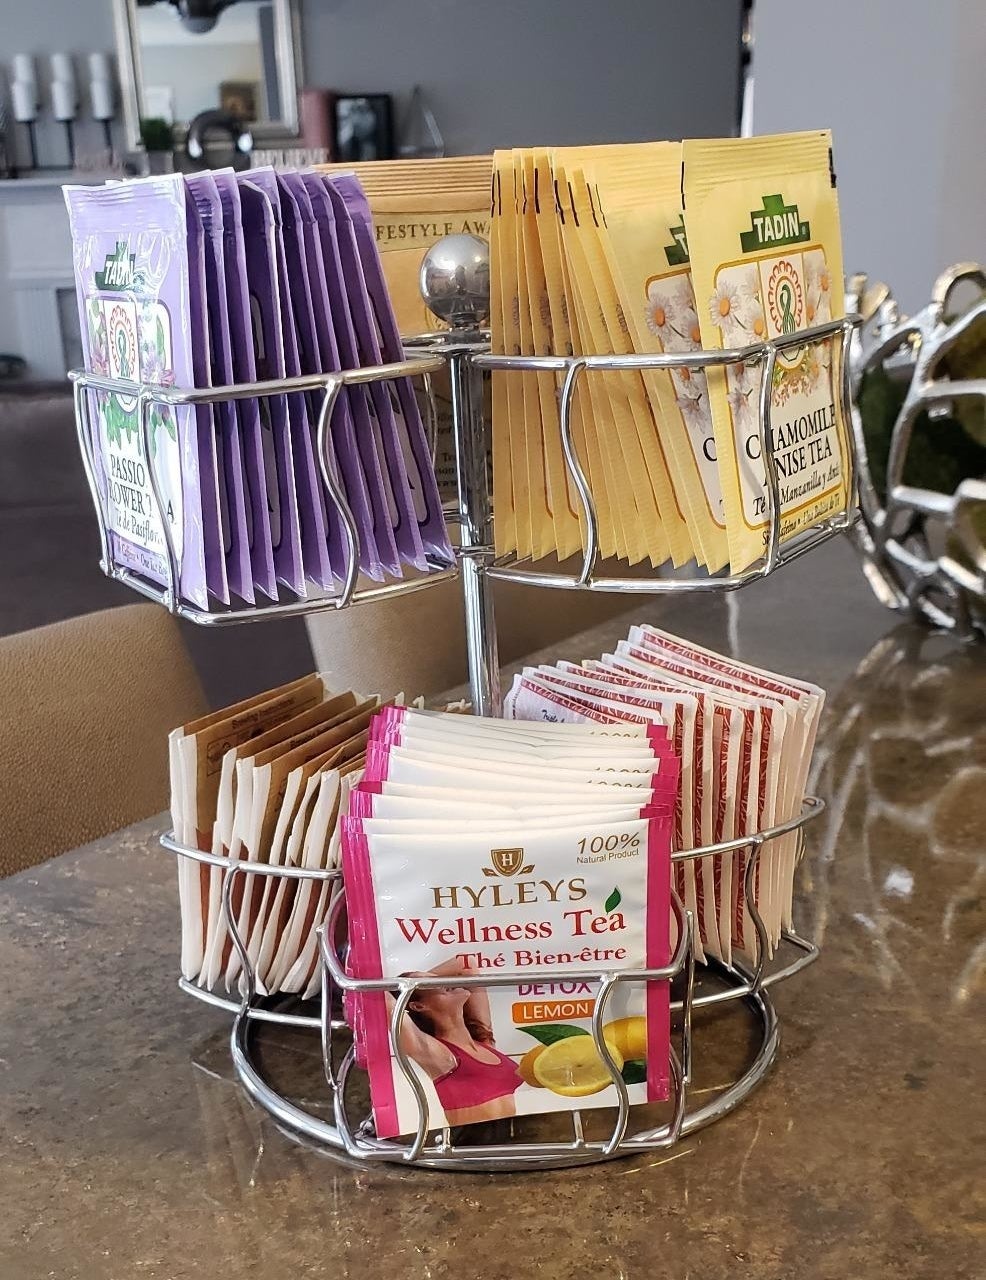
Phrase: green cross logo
[
  {"left": 95, "top": 242, "right": 137, "bottom": 291},
  {"left": 739, "top": 195, "right": 811, "bottom": 253},
  {"left": 664, "top": 220, "right": 690, "bottom": 266}
]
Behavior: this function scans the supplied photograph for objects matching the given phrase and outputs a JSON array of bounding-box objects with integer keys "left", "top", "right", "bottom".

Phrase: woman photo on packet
[{"left": 386, "top": 958, "right": 522, "bottom": 1126}]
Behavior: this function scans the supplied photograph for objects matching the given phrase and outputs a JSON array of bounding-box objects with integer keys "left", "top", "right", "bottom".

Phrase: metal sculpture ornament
[{"left": 847, "top": 264, "right": 986, "bottom": 636}]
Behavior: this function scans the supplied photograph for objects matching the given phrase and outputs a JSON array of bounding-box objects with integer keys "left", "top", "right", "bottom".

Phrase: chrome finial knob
[{"left": 419, "top": 233, "right": 490, "bottom": 330}]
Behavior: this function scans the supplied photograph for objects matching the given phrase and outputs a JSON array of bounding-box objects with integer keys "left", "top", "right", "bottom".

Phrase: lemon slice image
[
  {"left": 531, "top": 1035, "right": 624, "bottom": 1097},
  {"left": 518, "top": 1044, "right": 547, "bottom": 1088},
  {"left": 603, "top": 1016, "right": 647, "bottom": 1062}
]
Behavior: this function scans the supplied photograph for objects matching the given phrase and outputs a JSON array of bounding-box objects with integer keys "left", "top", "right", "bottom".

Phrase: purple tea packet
[
  {"left": 237, "top": 179, "right": 306, "bottom": 596},
  {"left": 280, "top": 170, "right": 388, "bottom": 581},
  {"left": 243, "top": 167, "right": 335, "bottom": 591},
  {"left": 185, "top": 172, "right": 255, "bottom": 603},
  {"left": 321, "top": 176, "right": 429, "bottom": 573},
  {"left": 64, "top": 175, "right": 224, "bottom": 611},
  {"left": 299, "top": 171, "right": 402, "bottom": 579},
  {"left": 212, "top": 170, "right": 278, "bottom": 601},
  {"left": 327, "top": 174, "right": 453, "bottom": 567},
  {"left": 275, "top": 173, "right": 363, "bottom": 584},
  {"left": 183, "top": 187, "right": 230, "bottom": 605}
]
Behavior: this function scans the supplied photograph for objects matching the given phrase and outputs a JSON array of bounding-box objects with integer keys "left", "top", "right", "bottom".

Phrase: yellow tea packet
[
  {"left": 682, "top": 131, "right": 848, "bottom": 572},
  {"left": 568, "top": 161, "right": 693, "bottom": 568},
  {"left": 490, "top": 151, "right": 523, "bottom": 556},
  {"left": 587, "top": 145, "right": 727, "bottom": 571},
  {"left": 518, "top": 151, "right": 582, "bottom": 560},
  {"left": 532, "top": 147, "right": 607, "bottom": 560},
  {"left": 552, "top": 160, "right": 634, "bottom": 562},
  {"left": 511, "top": 150, "right": 553, "bottom": 560}
]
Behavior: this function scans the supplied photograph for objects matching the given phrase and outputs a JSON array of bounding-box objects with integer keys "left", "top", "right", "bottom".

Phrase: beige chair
[
  {"left": 305, "top": 577, "right": 635, "bottom": 699},
  {"left": 0, "top": 604, "right": 207, "bottom": 877}
]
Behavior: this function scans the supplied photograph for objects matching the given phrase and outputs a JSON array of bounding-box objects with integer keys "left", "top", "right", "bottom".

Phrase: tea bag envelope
[
  {"left": 168, "top": 672, "right": 326, "bottom": 979},
  {"left": 346, "top": 812, "right": 672, "bottom": 1140},
  {"left": 587, "top": 145, "right": 728, "bottom": 571},
  {"left": 207, "top": 694, "right": 376, "bottom": 988},
  {"left": 64, "top": 175, "right": 226, "bottom": 610},
  {"left": 199, "top": 690, "right": 363, "bottom": 987},
  {"left": 184, "top": 172, "right": 254, "bottom": 604},
  {"left": 250, "top": 736, "right": 366, "bottom": 995},
  {"left": 682, "top": 130, "right": 849, "bottom": 572}
]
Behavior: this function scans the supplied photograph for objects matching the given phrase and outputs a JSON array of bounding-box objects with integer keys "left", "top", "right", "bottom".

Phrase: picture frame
[
  {"left": 220, "top": 81, "right": 260, "bottom": 124},
  {"left": 332, "top": 93, "right": 395, "bottom": 162}
]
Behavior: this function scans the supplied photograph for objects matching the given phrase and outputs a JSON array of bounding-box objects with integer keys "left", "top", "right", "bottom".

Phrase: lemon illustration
[
  {"left": 532, "top": 1036, "right": 624, "bottom": 1097},
  {"left": 518, "top": 1044, "right": 547, "bottom": 1088},
  {"left": 603, "top": 1016, "right": 647, "bottom": 1062}
]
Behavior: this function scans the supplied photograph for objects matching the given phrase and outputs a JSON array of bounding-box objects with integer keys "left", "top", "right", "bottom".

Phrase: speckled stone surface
[{"left": 2, "top": 539, "right": 984, "bottom": 1279}]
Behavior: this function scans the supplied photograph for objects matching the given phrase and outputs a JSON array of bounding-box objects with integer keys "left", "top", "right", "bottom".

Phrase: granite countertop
[{"left": 2, "top": 539, "right": 984, "bottom": 1279}]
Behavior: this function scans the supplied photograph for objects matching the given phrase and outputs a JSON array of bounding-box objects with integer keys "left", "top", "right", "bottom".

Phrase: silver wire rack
[
  {"left": 160, "top": 794, "right": 824, "bottom": 1171},
  {"left": 69, "top": 239, "right": 858, "bottom": 1172}
]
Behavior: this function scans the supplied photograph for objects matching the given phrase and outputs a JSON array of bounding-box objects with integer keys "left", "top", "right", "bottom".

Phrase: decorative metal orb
[
  {"left": 419, "top": 234, "right": 491, "bottom": 330},
  {"left": 848, "top": 264, "right": 986, "bottom": 636}
]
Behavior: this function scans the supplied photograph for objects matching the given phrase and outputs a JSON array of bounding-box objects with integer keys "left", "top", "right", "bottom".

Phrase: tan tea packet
[
  {"left": 200, "top": 690, "right": 364, "bottom": 988},
  {"left": 589, "top": 145, "right": 728, "bottom": 570},
  {"left": 219, "top": 697, "right": 379, "bottom": 989},
  {"left": 682, "top": 130, "right": 849, "bottom": 572},
  {"left": 168, "top": 672, "right": 326, "bottom": 980}
]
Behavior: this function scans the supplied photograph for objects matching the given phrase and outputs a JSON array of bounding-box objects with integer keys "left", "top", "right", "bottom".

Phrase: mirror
[{"left": 112, "top": 0, "right": 301, "bottom": 151}]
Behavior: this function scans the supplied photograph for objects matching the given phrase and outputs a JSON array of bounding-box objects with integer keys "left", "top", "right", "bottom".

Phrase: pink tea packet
[
  {"left": 340, "top": 710, "right": 676, "bottom": 1137},
  {"left": 65, "top": 174, "right": 226, "bottom": 610}
]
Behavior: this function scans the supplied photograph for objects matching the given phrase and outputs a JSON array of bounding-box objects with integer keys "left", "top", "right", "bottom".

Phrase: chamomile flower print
[
  {"left": 708, "top": 276, "right": 745, "bottom": 338},
  {"left": 804, "top": 250, "right": 832, "bottom": 325},
  {"left": 674, "top": 304, "right": 703, "bottom": 352},
  {"left": 673, "top": 367, "right": 708, "bottom": 431},
  {"left": 726, "top": 371, "right": 756, "bottom": 429},
  {"left": 709, "top": 265, "right": 760, "bottom": 342},
  {"left": 645, "top": 280, "right": 677, "bottom": 341}
]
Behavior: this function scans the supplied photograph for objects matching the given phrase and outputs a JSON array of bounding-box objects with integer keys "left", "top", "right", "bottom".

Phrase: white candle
[
  {"left": 50, "top": 53, "right": 76, "bottom": 90},
  {"left": 52, "top": 78, "right": 77, "bottom": 122},
  {"left": 12, "top": 79, "right": 38, "bottom": 123},
  {"left": 12, "top": 55, "right": 37, "bottom": 91},
  {"left": 88, "top": 52, "right": 112, "bottom": 82},
  {"left": 91, "top": 78, "right": 114, "bottom": 121}
]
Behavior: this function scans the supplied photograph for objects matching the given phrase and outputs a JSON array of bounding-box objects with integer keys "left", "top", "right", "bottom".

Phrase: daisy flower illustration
[
  {"left": 743, "top": 295, "right": 768, "bottom": 340},
  {"left": 673, "top": 304, "right": 703, "bottom": 352},
  {"left": 805, "top": 254, "right": 833, "bottom": 326},
  {"left": 645, "top": 282, "right": 677, "bottom": 340},
  {"left": 709, "top": 277, "right": 743, "bottom": 330},
  {"left": 727, "top": 381, "right": 755, "bottom": 427},
  {"left": 671, "top": 365, "right": 706, "bottom": 402},
  {"left": 709, "top": 266, "right": 762, "bottom": 341},
  {"left": 676, "top": 387, "right": 708, "bottom": 432}
]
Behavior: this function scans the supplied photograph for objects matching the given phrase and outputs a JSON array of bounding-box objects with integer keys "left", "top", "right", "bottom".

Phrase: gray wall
[
  {"left": 298, "top": 0, "right": 745, "bottom": 153},
  {"left": 3, "top": 0, "right": 744, "bottom": 169},
  {"left": 752, "top": 0, "right": 985, "bottom": 313}
]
